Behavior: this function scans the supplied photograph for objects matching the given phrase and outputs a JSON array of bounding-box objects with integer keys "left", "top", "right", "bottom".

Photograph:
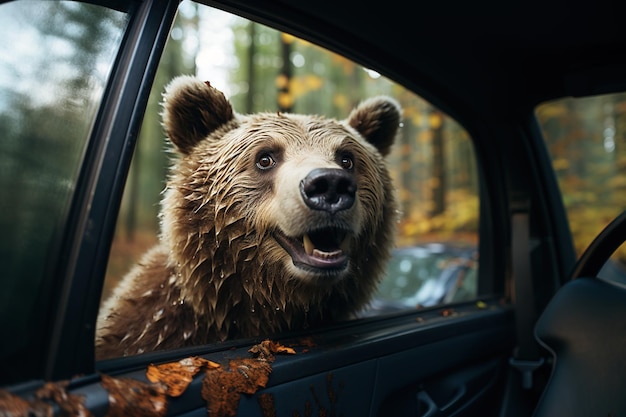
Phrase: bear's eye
[
  {"left": 256, "top": 153, "right": 276, "bottom": 170},
  {"left": 340, "top": 155, "right": 354, "bottom": 170}
]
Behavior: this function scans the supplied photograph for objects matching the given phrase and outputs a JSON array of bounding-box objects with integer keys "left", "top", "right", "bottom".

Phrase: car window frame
[
  {"left": 3, "top": 0, "right": 514, "bottom": 385},
  {"left": 107, "top": 0, "right": 503, "bottom": 344},
  {"left": 40, "top": 0, "right": 180, "bottom": 382}
]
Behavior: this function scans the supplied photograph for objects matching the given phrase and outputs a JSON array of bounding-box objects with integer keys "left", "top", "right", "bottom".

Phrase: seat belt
[{"left": 509, "top": 207, "right": 544, "bottom": 390}]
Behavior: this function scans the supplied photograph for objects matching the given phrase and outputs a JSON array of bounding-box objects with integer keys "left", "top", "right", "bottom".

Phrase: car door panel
[
  {"left": 0, "top": 301, "right": 511, "bottom": 416},
  {"left": 378, "top": 357, "right": 506, "bottom": 417},
  {"left": 237, "top": 360, "right": 378, "bottom": 417}
]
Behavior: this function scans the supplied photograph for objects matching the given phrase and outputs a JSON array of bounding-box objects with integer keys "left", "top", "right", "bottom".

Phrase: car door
[
  {"left": 0, "top": 0, "right": 179, "bottom": 388},
  {"left": 0, "top": 1, "right": 568, "bottom": 416}
]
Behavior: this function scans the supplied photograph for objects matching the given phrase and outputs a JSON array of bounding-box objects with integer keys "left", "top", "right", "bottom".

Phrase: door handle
[
  {"left": 416, "top": 390, "right": 438, "bottom": 417},
  {"left": 439, "top": 385, "right": 466, "bottom": 412},
  {"left": 417, "top": 384, "right": 467, "bottom": 417}
]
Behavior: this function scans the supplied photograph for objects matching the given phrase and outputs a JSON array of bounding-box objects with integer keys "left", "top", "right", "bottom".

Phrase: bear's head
[{"left": 160, "top": 76, "right": 401, "bottom": 336}]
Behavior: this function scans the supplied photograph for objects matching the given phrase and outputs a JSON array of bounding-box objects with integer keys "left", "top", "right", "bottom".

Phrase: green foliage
[
  {"left": 0, "top": 1, "right": 128, "bottom": 356},
  {"left": 107, "top": 5, "right": 200, "bottom": 296},
  {"left": 0, "top": 1, "right": 127, "bottom": 280},
  {"left": 117, "top": 5, "right": 199, "bottom": 235}
]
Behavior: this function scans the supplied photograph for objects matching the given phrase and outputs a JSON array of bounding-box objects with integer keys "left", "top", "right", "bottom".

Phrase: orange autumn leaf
[
  {"left": 248, "top": 339, "right": 296, "bottom": 360},
  {"left": 0, "top": 388, "right": 52, "bottom": 417},
  {"left": 35, "top": 381, "right": 93, "bottom": 417},
  {"left": 101, "top": 374, "right": 167, "bottom": 417},
  {"left": 146, "top": 356, "right": 220, "bottom": 397},
  {"left": 275, "top": 345, "right": 296, "bottom": 354},
  {"left": 276, "top": 341, "right": 296, "bottom": 355},
  {"left": 202, "top": 358, "right": 272, "bottom": 417}
]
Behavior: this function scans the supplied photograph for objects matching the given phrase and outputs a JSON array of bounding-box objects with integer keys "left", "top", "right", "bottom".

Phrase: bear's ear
[
  {"left": 162, "top": 76, "right": 236, "bottom": 155},
  {"left": 346, "top": 96, "right": 402, "bottom": 156}
]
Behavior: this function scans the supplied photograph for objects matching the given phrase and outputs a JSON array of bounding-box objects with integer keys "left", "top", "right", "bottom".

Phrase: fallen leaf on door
[
  {"left": 248, "top": 339, "right": 295, "bottom": 360},
  {"left": 202, "top": 356, "right": 272, "bottom": 417},
  {"left": 35, "top": 381, "right": 93, "bottom": 417},
  {"left": 101, "top": 374, "right": 167, "bottom": 417},
  {"left": 146, "top": 356, "right": 220, "bottom": 397},
  {"left": 0, "top": 389, "right": 52, "bottom": 417}
]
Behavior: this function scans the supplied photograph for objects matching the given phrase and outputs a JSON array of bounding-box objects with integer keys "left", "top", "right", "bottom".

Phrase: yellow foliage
[
  {"left": 277, "top": 92, "right": 293, "bottom": 109},
  {"left": 402, "top": 106, "right": 424, "bottom": 126},
  {"left": 412, "top": 113, "right": 423, "bottom": 126},
  {"left": 429, "top": 113, "right": 442, "bottom": 129},
  {"left": 289, "top": 75, "right": 323, "bottom": 97},
  {"left": 292, "top": 35, "right": 312, "bottom": 48},
  {"left": 402, "top": 105, "right": 419, "bottom": 118},
  {"left": 303, "top": 74, "right": 323, "bottom": 90},
  {"left": 536, "top": 103, "right": 568, "bottom": 119},
  {"left": 289, "top": 79, "right": 306, "bottom": 96},
  {"left": 608, "top": 176, "right": 626, "bottom": 188},
  {"left": 330, "top": 54, "right": 356, "bottom": 75},
  {"left": 333, "top": 93, "right": 348, "bottom": 109},
  {"left": 280, "top": 32, "right": 295, "bottom": 44},
  {"left": 396, "top": 191, "right": 479, "bottom": 247},
  {"left": 552, "top": 158, "right": 570, "bottom": 170},
  {"left": 567, "top": 206, "right": 626, "bottom": 259},
  {"left": 417, "top": 130, "right": 432, "bottom": 144},
  {"left": 275, "top": 74, "right": 288, "bottom": 89},
  {"left": 275, "top": 74, "right": 324, "bottom": 104},
  {"left": 396, "top": 187, "right": 410, "bottom": 202}
]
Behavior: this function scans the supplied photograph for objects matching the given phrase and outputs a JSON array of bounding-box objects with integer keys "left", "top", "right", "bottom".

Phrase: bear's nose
[{"left": 300, "top": 168, "right": 356, "bottom": 214}]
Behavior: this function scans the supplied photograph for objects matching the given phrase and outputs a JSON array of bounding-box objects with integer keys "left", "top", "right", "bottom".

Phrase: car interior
[{"left": 1, "top": 0, "right": 626, "bottom": 416}]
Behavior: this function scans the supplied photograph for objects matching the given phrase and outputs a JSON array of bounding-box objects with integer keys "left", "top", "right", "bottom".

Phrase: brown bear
[{"left": 96, "top": 76, "right": 401, "bottom": 359}]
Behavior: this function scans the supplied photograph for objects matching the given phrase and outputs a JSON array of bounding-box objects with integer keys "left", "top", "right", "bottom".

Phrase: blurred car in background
[{"left": 366, "top": 244, "right": 478, "bottom": 315}]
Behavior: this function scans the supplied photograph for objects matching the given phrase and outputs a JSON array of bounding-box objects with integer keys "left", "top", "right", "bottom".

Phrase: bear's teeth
[
  {"left": 312, "top": 248, "right": 342, "bottom": 259},
  {"left": 303, "top": 234, "right": 314, "bottom": 256}
]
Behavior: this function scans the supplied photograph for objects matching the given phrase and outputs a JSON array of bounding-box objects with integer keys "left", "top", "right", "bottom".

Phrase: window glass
[
  {"left": 536, "top": 94, "right": 626, "bottom": 283},
  {"left": 104, "top": 1, "right": 480, "bottom": 341},
  {"left": 0, "top": 1, "right": 128, "bottom": 368}
]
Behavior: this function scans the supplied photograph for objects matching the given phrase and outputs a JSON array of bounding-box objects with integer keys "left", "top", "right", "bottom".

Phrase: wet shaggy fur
[{"left": 96, "top": 76, "right": 402, "bottom": 359}]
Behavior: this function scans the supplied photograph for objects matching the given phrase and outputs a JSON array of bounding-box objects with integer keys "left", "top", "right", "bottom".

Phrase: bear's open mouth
[{"left": 274, "top": 227, "right": 350, "bottom": 273}]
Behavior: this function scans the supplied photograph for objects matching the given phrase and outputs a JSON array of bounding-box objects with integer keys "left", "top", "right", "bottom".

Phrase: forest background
[
  {"left": 4, "top": 1, "right": 626, "bottom": 358},
  {"left": 106, "top": 4, "right": 482, "bottom": 293},
  {"left": 107, "top": 3, "right": 626, "bottom": 292},
  {"left": 2, "top": 2, "right": 622, "bottom": 297}
]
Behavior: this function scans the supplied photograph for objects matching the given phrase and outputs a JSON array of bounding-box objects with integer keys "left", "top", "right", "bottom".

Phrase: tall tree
[
  {"left": 430, "top": 110, "right": 446, "bottom": 216},
  {"left": 245, "top": 22, "right": 257, "bottom": 113},
  {"left": 277, "top": 33, "right": 293, "bottom": 112},
  {"left": 121, "top": 7, "right": 198, "bottom": 240}
]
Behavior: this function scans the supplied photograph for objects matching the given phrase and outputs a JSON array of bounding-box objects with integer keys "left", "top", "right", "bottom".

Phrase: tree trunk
[
  {"left": 278, "top": 34, "right": 293, "bottom": 112},
  {"left": 431, "top": 111, "right": 446, "bottom": 216},
  {"left": 246, "top": 22, "right": 256, "bottom": 113}
]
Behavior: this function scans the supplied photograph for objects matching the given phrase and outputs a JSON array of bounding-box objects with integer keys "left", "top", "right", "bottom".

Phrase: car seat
[{"left": 532, "top": 211, "right": 626, "bottom": 417}]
